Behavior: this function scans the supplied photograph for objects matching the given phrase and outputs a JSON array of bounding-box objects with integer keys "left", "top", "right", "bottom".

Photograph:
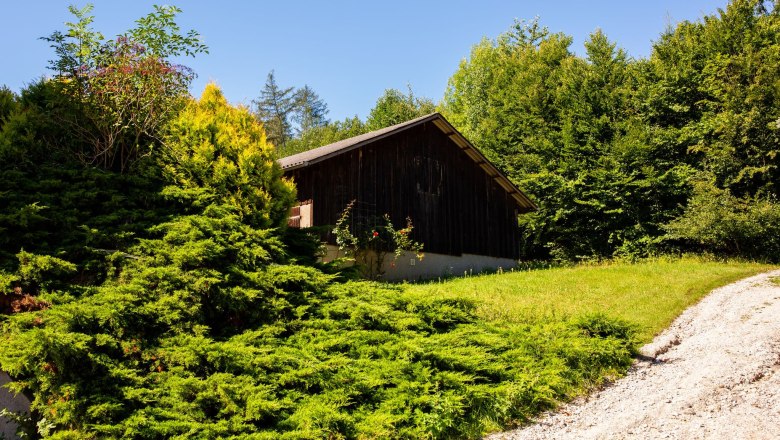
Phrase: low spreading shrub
[{"left": 1, "top": 278, "right": 636, "bottom": 439}]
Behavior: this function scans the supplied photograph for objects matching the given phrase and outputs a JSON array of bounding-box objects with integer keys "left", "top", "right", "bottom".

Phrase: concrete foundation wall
[
  {"left": 322, "top": 245, "right": 517, "bottom": 281},
  {"left": 0, "top": 371, "right": 29, "bottom": 440}
]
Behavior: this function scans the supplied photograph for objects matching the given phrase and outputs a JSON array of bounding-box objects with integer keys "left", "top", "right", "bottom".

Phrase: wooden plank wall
[{"left": 286, "top": 121, "right": 521, "bottom": 259}]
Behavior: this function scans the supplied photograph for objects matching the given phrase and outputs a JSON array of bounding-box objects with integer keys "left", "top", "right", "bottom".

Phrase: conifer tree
[
  {"left": 253, "top": 71, "right": 298, "bottom": 150},
  {"left": 293, "top": 84, "right": 329, "bottom": 136}
]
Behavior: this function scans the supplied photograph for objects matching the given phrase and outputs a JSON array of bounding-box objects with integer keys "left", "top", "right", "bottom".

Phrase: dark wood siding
[{"left": 285, "top": 121, "right": 521, "bottom": 259}]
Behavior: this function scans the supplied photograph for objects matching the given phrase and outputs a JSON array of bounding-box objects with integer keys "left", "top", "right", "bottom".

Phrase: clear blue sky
[{"left": 2, "top": 1, "right": 726, "bottom": 121}]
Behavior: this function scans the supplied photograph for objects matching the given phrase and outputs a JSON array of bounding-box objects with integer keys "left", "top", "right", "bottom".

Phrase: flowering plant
[{"left": 333, "top": 200, "right": 424, "bottom": 279}]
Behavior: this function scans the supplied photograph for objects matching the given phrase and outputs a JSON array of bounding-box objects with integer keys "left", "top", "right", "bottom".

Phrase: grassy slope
[{"left": 404, "top": 258, "right": 776, "bottom": 343}]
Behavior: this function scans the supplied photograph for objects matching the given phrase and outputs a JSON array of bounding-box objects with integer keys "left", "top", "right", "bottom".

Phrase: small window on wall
[
  {"left": 414, "top": 156, "right": 443, "bottom": 196},
  {"left": 288, "top": 200, "right": 313, "bottom": 228}
]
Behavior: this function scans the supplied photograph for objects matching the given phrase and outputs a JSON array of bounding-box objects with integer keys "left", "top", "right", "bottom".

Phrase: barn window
[
  {"left": 414, "top": 156, "right": 443, "bottom": 196},
  {"left": 288, "top": 200, "right": 313, "bottom": 228}
]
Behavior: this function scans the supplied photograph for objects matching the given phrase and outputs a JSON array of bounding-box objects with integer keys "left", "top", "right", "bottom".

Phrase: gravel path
[{"left": 488, "top": 269, "right": 780, "bottom": 440}]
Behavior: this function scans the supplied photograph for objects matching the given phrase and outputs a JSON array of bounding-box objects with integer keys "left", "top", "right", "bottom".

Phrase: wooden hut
[{"left": 279, "top": 113, "right": 536, "bottom": 279}]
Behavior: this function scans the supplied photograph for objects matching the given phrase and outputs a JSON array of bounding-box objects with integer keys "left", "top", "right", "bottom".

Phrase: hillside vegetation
[
  {"left": 0, "top": 6, "right": 634, "bottom": 439},
  {"left": 0, "top": 2, "right": 778, "bottom": 439}
]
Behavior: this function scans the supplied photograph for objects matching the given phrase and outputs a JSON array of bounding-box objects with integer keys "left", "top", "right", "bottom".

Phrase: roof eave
[{"left": 430, "top": 116, "right": 538, "bottom": 213}]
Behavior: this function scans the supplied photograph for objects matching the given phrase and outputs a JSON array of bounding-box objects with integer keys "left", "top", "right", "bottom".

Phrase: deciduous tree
[
  {"left": 293, "top": 84, "right": 329, "bottom": 135},
  {"left": 41, "top": 4, "right": 207, "bottom": 172},
  {"left": 253, "top": 71, "right": 298, "bottom": 150},
  {"left": 366, "top": 86, "right": 435, "bottom": 131}
]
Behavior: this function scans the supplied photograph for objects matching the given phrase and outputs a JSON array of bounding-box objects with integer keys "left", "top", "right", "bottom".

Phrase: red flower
[{"left": 372, "top": 231, "right": 379, "bottom": 237}]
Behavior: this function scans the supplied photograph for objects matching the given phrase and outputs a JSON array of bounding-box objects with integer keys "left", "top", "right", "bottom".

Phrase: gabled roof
[{"left": 278, "top": 113, "right": 537, "bottom": 213}]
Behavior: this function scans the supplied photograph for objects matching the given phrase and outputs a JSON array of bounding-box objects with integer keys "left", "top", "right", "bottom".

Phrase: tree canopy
[{"left": 442, "top": 0, "right": 780, "bottom": 261}]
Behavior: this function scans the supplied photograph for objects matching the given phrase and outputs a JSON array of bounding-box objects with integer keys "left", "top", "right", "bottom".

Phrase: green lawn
[{"left": 405, "top": 257, "right": 776, "bottom": 343}]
